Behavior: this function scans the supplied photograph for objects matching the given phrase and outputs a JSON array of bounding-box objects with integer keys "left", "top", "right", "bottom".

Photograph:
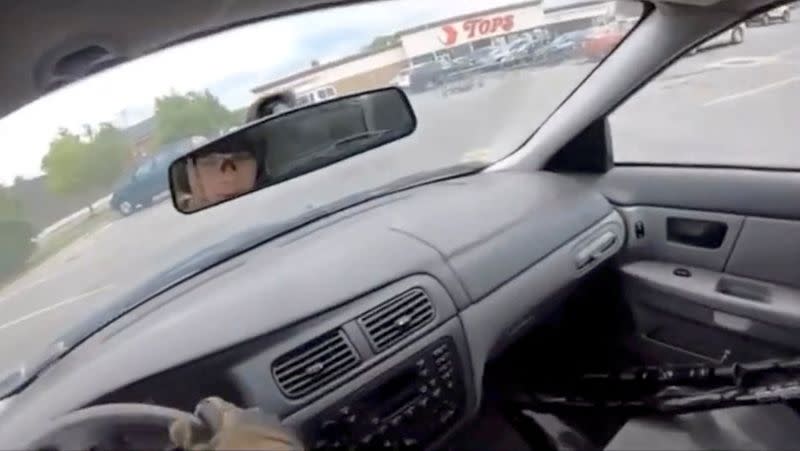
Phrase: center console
[{"left": 305, "top": 337, "right": 466, "bottom": 450}]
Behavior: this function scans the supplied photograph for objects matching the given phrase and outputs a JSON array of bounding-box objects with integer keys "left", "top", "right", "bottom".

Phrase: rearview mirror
[{"left": 169, "top": 87, "right": 416, "bottom": 213}]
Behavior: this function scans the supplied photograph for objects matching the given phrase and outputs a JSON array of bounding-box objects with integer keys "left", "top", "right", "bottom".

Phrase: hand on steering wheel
[
  {"left": 18, "top": 397, "right": 303, "bottom": 451},
  {"left": 169, "top": 396, "right": 303, "bottom": 450}
]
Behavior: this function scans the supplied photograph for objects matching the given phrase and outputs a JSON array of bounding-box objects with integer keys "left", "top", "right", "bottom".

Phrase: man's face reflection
[{"left": 191, "top": 151, "right": 257, "bottom": 203}]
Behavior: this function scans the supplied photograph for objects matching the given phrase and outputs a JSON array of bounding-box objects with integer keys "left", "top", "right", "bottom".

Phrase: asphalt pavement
[
  {"left": 612, "top": 19, "right": 800, "bottom": 166},
  {"left": 1, "top": 20, "right": 799, "bottom": 371}
]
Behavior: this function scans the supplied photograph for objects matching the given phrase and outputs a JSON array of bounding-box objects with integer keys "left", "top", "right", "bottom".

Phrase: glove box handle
[{"left": 575, "top": 231, "right": 617, "bottom": 269}]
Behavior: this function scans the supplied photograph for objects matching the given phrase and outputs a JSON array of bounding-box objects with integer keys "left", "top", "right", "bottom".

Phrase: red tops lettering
[{"left": 462, "top": 14, "right": 514, "bottom": 39}]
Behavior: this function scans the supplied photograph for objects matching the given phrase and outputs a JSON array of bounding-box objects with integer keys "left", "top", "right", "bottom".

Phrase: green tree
[
  {"left": 153, "top": 90, "right": 234, "bottom": 145},
  {"left": 362, "top": 34, "right": 400, "bottom": 52},
  {"left": 0, "top": 218, "right": 34, "bottom": 278},
  {"left": 0, "top": 184, "right": 33, "bottom": 277},
  {"left": 84, "top": 123, "right": 129, "bottom": 187},
  {"left": 0, "top": 185, "right": 23, "bottom": 220},
  {"left": 41, "top": 129, "right": 88, "bottom": 197},
  {"left": 40, "top": 124, "right": 129, "bottom": 213},
  {"left": 231, "top": 106, "right": 248, "bottom": 125}
]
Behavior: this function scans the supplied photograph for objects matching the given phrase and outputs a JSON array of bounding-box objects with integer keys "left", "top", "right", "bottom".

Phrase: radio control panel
[{"left": 306, "top": 337, "right": 465, "bottom": 450}]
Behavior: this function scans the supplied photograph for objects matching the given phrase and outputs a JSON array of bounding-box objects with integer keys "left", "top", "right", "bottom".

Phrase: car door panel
[
  {"left": 622, "top": 261, "right": 799, "bottom": 363},
  {"left": 598, "top": 166, "right": 800, "bottom": 220},
  {"left": 594, "top": 167, "right": 800, "bottom": 363},
  {"left": 623, "top": 261, "right": 800, "bottom": 332},
  {"left": 619, "top": 206, "right": 743, "bottom": 271},
  {"left": 726, "top": 217, "right": 800, "bottom": 289}
]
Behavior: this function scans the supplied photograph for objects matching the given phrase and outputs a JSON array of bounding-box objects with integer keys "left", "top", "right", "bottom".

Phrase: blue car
[
  {"left": 110, "top": 137, "right": 204, "bottom": 216},
  {"left": 532, "top": 30, "right": 590, "bottom": 66}
]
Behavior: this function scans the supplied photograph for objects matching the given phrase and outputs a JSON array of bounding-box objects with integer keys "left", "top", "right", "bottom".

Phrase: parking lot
[
  {"left": 1, "top": 19, "right": 799, "bottom": 370},
  {"left": 613, "top": 19, "right": 800, "bottom": 167}
]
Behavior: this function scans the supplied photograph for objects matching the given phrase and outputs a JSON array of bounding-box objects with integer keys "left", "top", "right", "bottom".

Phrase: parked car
[
  {"left": 582, "top": 26, "right": 626, "bottom": 61},
  {"left": 690, "top": 23, "right": 745, "bottom": 53},
  {"left": 110, "top": 136, "right": 205, "bottom": 216},
  {"left": 488, "top": 44, "right": 512, "bottom": 64},
  {"left": 407, "top": 60, "right": 451, "bottom": 93},
  {"left": 390, "top": 68, "right": 411, "bottom": 89},
  {"left": 500, "top": 38, "right": 538, "bottom": 66},
  {"left": 512, "top": 29, "right": 550, "bottom": 47},
  {"left": 466, "top": 46, "right": 504, "bottom": 73},
  {"left": 747, "top": 5, "right": 791, "bottom": 25},
  {"left": 441, "top": 66, "right": 484, "bottom": 97},
  {"left": 452, "top": 56, "right": 471, "bottom": 67},
  {"left": 468, "top": 46, "right": 496, "bottom": 64},
  {"left": 532, "top": 30, "right": 589, "bottom": 65}
]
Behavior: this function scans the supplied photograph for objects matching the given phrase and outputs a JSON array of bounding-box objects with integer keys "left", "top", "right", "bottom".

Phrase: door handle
[
  {"left": 575, "top": 231, "right": 617, "bottom": 269},
  {"left": 667, "top": 217, "right": 728, "bottom": 249}
]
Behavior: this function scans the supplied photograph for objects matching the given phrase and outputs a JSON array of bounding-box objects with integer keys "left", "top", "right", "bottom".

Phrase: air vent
[
  {"left": 272, "top": 329, "right": 360, "bottom": 399},
  {"left": 358, "top": 288, "right": 435, "bottom": 352}
]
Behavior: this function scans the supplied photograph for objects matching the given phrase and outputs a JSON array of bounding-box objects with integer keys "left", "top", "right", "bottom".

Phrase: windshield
[{"left": 0, "top": 0, "right": 641, "bottom": 371}]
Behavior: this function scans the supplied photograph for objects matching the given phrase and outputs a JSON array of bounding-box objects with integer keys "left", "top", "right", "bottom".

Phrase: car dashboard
[{"left": 0, "top": 170, "right": 624, "bottom": 449}]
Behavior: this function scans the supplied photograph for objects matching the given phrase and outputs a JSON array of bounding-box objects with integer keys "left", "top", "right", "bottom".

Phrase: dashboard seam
[
  {"left": 388, "top": 226, "right": 474, "bottom": 305},
  {"left": 276, "top": 194, "right": 412, "bottom": 247},
  {"left": 476, "top": 212, "right": 619, "bottom": 302},
  {"left": 447, "top": 209, "right": 539, "bottom": 258}
]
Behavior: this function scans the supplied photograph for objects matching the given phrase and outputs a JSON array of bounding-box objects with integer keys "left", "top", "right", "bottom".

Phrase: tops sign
[
  {"left": 400, "top": 5, "right": 545, "bottom": 57},
  {"left": 439, "top": 14, "right": 515, "bottom": 46}
]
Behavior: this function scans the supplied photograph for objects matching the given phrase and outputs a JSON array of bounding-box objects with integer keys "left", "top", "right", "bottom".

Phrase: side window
[
  {"left": 134, "top": 160, "right": 154, "bottom": 179},
  {"left": 610, "top": 17, "right": 797, "bottom": 169},
  {"left": 154, "top": 151, "right": 171, "bottom": 167}
]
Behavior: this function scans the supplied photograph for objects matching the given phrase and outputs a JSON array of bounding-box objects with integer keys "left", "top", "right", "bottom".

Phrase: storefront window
[
  {"left": 436, "top": 44, "right": 472, "bottom": 60},
  {"left": 318, "top": 86, "right": 336, "bottom": 100},
  {"left": 548, "top": 18, "right": 594, "bottom": 35},
  {"left": 410, "top": 54, "right": 435, "bottom": 66},
  {"left": 471, "top": 38, "right": 493, "bottom": 50}
]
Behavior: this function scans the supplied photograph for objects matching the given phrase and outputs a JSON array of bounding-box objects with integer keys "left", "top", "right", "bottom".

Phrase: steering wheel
[{"left": 17, "top": 403, "right": 203, "bottom": 450}]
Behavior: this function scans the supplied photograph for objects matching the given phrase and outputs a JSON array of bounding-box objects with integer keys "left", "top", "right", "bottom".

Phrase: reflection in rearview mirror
[{"left": 168, "top": 87, "right": 416, "bottom": 213}]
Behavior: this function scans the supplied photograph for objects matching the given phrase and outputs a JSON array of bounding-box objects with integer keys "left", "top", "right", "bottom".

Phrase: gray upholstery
[{"left": 606, "top": 405, "right": 800, "bottom": 451}]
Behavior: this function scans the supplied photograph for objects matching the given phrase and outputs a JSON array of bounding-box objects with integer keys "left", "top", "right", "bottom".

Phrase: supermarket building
[{"left": 251, "top": 1, "right": 637, "bottom": 102}]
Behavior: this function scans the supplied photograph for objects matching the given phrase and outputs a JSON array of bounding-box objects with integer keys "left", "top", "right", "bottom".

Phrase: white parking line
[
  {"left": 776, "top": 45, "right": 800, "bottom": 57},
  {"left": 0, "top": 275, "right": 55, "bottom": 305},
  {"left": 703, "top": 75, "right": 800, "bottom": 107},
  {"left": 95, "top": 223, "right": 113, "bottom": 235},
  {"left": 0, "top": 284, "right": 114, "bottom": 332},
  {"left": 704, "top": 56, "right": 777, "bottom": 70}
]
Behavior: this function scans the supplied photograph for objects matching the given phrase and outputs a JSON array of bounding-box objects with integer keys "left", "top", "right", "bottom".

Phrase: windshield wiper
[{"left": 0, "top": 161, "right": 486, "bottom": 399}]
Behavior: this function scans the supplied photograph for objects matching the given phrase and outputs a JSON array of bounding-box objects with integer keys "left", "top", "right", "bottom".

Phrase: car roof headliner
[
  {"left": 0, "top": 0, "right": 364, "bottom": 119},
  {"left": 0, "top": 0, "right": 777, "bottom": 119}
]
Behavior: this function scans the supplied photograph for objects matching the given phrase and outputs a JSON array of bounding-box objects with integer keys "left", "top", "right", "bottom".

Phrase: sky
[{"left": 0, "top": 0, "right": 579, "bottom": 184}]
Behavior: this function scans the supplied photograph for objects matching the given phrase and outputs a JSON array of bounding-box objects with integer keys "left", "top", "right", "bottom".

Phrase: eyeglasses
[{"left": 194, "top": 152, "right": 254, "bottom": 169}]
